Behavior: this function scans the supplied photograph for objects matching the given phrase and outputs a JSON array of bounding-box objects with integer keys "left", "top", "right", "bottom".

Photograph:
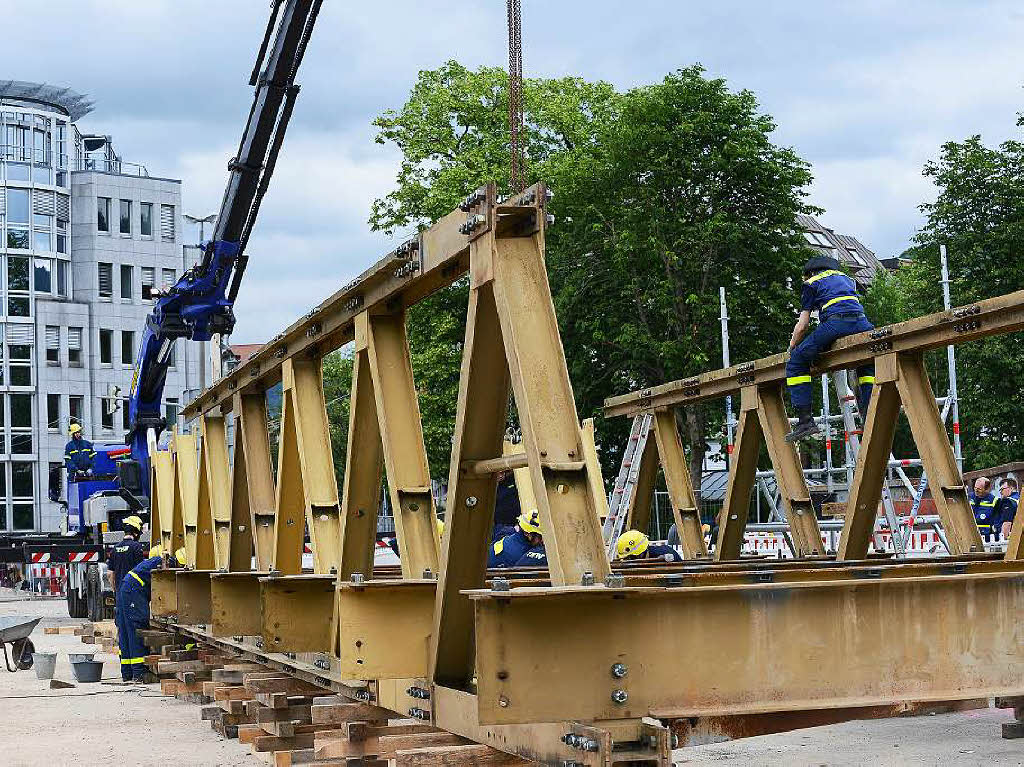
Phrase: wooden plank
[
  {"left": 394, "top": 744, "right": 527, "bottom": 766},
  {"left": 256, "top": 704, "right": 312, "bottom": 724},
  {"left": 310, "top": 702, "right": 391, "bottom": 725},
  {"left": 238, "top": 725, "right": 266, "bottom": 744},
  {"left": 377, "top": 732, "right": 467, "bottom": 759},
  {"left": 251, "top": 733, "right": 315, "bottom": 753},
  {"left": 244, "top": 676, "right": 326, "bottom": 696}
]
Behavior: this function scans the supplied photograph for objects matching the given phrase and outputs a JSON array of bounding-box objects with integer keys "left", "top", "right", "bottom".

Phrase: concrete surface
[
  {"left": 3, "top": 587, "right": 1019, "bottom": 766},
  {"left": 0, "top": 588, "right": 250, "bottom": 767}
]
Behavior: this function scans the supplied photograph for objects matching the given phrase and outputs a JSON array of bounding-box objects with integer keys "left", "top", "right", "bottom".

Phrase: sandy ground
[
  {"left": 0, "top": 588, "right": 250, "bottom": 767},
  {"left": 2, "top": 587, "right": 1020, "bottom": 766}
]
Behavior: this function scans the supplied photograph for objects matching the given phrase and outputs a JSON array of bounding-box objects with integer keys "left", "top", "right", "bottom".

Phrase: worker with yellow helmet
[
  {"left": 63, "top": 422, "right": 97, "bottom": 479},
  {"left": 105, "top": 515, "right": 147, "bottom": 593},
  {"left": 115, "top": 544, "right": 185, "bottom": 682},
  {"left": 616, "top": 530, "right": 683, "bottom": 562},
  {"left": 488, "top": 510, "right": 543, "bottom": 568}
]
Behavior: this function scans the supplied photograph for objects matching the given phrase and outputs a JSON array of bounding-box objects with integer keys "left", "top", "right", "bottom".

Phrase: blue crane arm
[{"left": 125, "top": 0, "right": 322, "bottom": 493}]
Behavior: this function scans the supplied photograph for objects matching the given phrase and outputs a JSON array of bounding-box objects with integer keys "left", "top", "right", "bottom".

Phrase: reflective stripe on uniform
[
  {"left": 130, "top": 571, "right": 145, "bottom": 586},
  {"left": 67, "top": 449, "right": 79, "bottom": 454},
  {"left": 979, "top": 499, "right": 996, "bottom": 507},
  {"left": 120, "top": 657, "right": 146, "bottom": 665},
  {"left": 804, "top": 269, "right": 844, "bottom": 284},
  {"left": 787, "top": 375, "right": 812, "bottom": 385},
  {"left": 858, "top": 375, "right": 875, "bottom": 385},
  {"left": 822, "top": 295, "right": 861, "bottom": 310},
  {"left": 493, "top": 539, "right": 504, "bottom": 555}
]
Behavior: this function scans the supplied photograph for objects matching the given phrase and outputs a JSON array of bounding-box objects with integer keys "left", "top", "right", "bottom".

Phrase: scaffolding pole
[{"left": 940, "top": 244, "right": 964, "bottom": 472}]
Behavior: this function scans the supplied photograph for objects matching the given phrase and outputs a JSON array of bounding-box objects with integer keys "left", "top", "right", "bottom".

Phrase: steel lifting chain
[{"left": 507, "top": 0, "right": 525, "bottom": 193}]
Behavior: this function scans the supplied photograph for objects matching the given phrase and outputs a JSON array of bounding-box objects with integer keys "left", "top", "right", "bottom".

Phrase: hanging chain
[{"left": 507, "top": 0, "right": 525, "bottom": 193}]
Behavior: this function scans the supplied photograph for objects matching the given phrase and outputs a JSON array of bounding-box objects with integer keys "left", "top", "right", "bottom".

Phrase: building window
[
  {"left": 97, "top": 196, "right": 111, "bottom": 233},
  {"left": 120, "top": 264, "right": 133, "bottom": 300},
  {"left": 160, "top": 204, "right": 175, "bottom": 242},
  {"left": 34, "top": 258, "right": 52, "bottom": 294},
  {"left": 167, "top": 340, "right": 176, "bottom": 368},
  {"left": 7, "top": 189, "right": 30, "bottom": 223},
  {"left": 101, "top": 400, "right": 114, "bottom": 431},
  {"left": 45, "top": 326, "right": 59, "bottom": 365},
  {"left": 162, "top": 268, "right": 176, "bottom": 290},
  {"left": 98, "top": 262, "right": 113, "bottom": 298},
  {"left": 99, "top": 329, "right": 113, "bottom": 365},
  {"left": 121, "top": 330, "right": 135, "bottom": 366},
  {"left": 122, "top": 400, "right": 131, "bottom": 432},
  {"left": 33, "top": 230, "right": 51, "bottom": 252},
  {"left": 7, "top": 228, "right": 29, "bottom": 250},
  {"left": 141, "top": 267, "right": 156, "bottom": 300},
  {"left": 119, "top": 199, "right": 132, "bottom": 235},
  {"left": 56, "top": 260, "right": 69, "bottom": 297},
  {"left": 165, "top": 397, "right": 179, "bottom": 428},
  {"left": 7, "top": 256, "right": 30, "bottom": 317},
  {"left": 12, "top": 462, "right": 34, "bottom": 530},
  {"left": 69, "top": 395, "right": 84, "bottom": 426},
  {"left": 68, "top": 327, "right": 83, "bottom": 367},
  {"left": 47, "top": 394, "right": 60, "bottom": 430},
  {"left": 140, "top": 202, "right": 153, "bottom": 237},
  {"left": 7, "top": 329, "right": 32, "bottom": 387}
]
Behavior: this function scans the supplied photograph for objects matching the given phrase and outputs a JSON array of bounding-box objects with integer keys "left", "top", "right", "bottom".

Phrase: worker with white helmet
[
  {"left": 616, "top": 530, "right": 682, "bottom": 562},
  {"left": 63, "top": 423, "right": 97, "bottom": 479}
]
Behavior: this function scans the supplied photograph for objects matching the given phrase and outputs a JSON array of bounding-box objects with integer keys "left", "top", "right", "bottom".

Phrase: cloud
[{"left": 5, "top": 0, "right": 1022, "bottom": 342}]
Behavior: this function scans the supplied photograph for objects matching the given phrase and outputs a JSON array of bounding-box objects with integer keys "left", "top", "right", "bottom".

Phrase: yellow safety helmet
[
  {"left": 68, "top": 423, "right": 83, "bottom": 436},
  {"left": 701, "top": 523, "right": 711, "bottom": 535},
  {"left": 517, "top": 510, "right": 542, "bottom": 535},
  {"left": 149, "top": 545, "right": 163, "bottom": 558},
  {"left": 436, "top": 518, "right": 445, "bottom": 537},
  {"left": 122, "top": 515, "right": 144, "bottom": 533},
  {"left": 616, "top": 530, "right": 650, "bottom": 559},
  {"left": 174, "top": 548, "right": 187, "bottom": 566}
]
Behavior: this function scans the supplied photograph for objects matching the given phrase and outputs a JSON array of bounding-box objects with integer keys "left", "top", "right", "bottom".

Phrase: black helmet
[{"left": 802, "top": 255, "right": 841, "bottom": 276}]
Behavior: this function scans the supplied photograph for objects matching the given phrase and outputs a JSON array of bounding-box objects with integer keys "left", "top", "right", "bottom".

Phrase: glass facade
[{"left": 0, "top": 103, "right": 75, "bottom": 529}]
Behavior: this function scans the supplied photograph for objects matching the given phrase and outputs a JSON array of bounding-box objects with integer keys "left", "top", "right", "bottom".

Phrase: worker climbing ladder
[{"left": 601, "top": 412, "right": 653, "bottom": 555}]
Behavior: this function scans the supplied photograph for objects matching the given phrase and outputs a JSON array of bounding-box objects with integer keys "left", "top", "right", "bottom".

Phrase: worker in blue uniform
[
  {"left": 785, "top": 256, "right": 876, "bottom": 442},
  {"left": 994, "top": 478, "right": 1019, "bottom": 540},
  {"left": 106, "top": 515, "right": 147, "bottom": 594},
  {"left": 616, "top": 530, "right": 683, "bottom": 562},
  {"left": 116, "top": 546, "right": 184, "bottom": 682},
  {"left": 970, "top": 476, "right": 999, "bottom": 542},
  {"left": 64, "top": 423, "right": 97, "bottom": 479},
  {"left": 488, "top": 510, "right": 542, "bottom": 568},
  {"left": 514, "top": 546, "right": 547, "bottom": 568}
]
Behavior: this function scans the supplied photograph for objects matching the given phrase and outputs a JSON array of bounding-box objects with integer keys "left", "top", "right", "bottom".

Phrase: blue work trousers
[
  {"left": 787, "top": 313, "right": 875, "bottom": 414},
  {"left": 115, "top": 580, "right": 150, "bottom": 680}
]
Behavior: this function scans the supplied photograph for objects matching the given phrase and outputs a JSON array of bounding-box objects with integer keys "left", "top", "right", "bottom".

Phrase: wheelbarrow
[{"left": 0, "top": 616, "right": 41, "bottom": 672}]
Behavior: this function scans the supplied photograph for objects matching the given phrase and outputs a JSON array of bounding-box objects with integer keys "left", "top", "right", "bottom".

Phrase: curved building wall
[{"left": 1, "top": 93, "right": 203, "bottom": 531}]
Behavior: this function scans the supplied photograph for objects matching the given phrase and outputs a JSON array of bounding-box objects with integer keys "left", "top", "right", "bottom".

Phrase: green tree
[
  {"left": 370, "top": 62, "right": 817, "bottom": 490},
  {"left": 869, "top": 121, "right": 1024, "bottom": 469}
]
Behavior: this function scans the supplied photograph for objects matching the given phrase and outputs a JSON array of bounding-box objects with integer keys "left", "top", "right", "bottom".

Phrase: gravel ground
[
  {"left": 3, "top": 587, "right": 1019, "bottom": 766},
  {"left": 0, "top": 588, "right": 250, "bottom": 767}
]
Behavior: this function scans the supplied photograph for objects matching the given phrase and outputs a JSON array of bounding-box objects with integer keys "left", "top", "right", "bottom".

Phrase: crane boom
[{"left": 127, "top": 0, "right": 322, "bottom": 493}]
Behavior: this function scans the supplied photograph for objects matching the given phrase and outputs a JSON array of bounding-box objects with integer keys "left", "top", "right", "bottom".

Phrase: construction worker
[
  {"left": 514, "top": 546, "right": 547, "bottom": 567},
  {"left": 488, "top": 510, "right": 542, "bottom": 568},
  {"left": 64, "top": 423, "right": 97, "bottom": 479},
  {"left": 994, "top": 477, "right": 1019, "bottom": 540},
  {"left": 106, "top": 515, "right": 147, "bottom": 593},
  {"left": 616, "top": 530, "right": 683, "bottom": 562},
  {"left": 115, "top": 547, "right": 184, "bottom": 682},
  {"left": 970, "top": 476, "right": 998, "bottom": 541},
  {"left": 785, "top": 256, "right": 875, "bottom": 442}
]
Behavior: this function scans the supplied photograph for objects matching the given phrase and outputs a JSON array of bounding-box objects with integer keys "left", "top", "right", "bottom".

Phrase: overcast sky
[{"left": 6, "top": 1, "right": 1023, "bottom": 342}]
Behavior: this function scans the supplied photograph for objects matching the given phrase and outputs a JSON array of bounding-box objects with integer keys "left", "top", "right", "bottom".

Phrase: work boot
[{"left": 785, "top": 409, "right": 820, "bottom": 443}]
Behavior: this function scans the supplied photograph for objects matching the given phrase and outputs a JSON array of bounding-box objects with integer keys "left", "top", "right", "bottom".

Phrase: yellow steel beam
[
  {"left": 174, "top": 431, "right": 200, "bottom": 567},
  {"left": 235, "top": 391, "right": 276, "bottom": 570},
  {"left": 469, "top": 570, "right": 1024, "bottom": 725},
  {"left": 605, "top": 289, "right": 1024, "bottom": 417}
]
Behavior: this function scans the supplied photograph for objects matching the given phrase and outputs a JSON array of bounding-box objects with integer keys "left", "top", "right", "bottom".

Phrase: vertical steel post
[
  {"left": 720, "top": 287, "right": 735, "bottom": 457},
  {"left": 939, "top": 245, "right": 963, "bottom": 472},
  {"left": 821, "top": 374, "right": 832, "bottom": 494}
]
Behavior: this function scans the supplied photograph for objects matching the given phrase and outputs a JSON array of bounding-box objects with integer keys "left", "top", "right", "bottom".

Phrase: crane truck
[{"left": 0, "top": 0, "right": 323, "bottom": 617}]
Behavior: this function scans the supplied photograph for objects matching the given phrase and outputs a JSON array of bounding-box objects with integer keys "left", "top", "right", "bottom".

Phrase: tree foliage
[
  {"left": 864, "top": 119, "right": 1024, "bottom": 469},
  {"left": 370, "top": 62, "right": 817, "bottom": 486}
]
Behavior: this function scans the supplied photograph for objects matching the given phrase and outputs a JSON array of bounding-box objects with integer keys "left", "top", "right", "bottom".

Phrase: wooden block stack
[
  {"left": 44, "top": 624, "right": 88, "bottom": 636},
  {"left": 997, "top": 696, "right": 1024, "bottom": 739},
  {"left": 78, "top": 620, "right": 118, "bottom": 652}
]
